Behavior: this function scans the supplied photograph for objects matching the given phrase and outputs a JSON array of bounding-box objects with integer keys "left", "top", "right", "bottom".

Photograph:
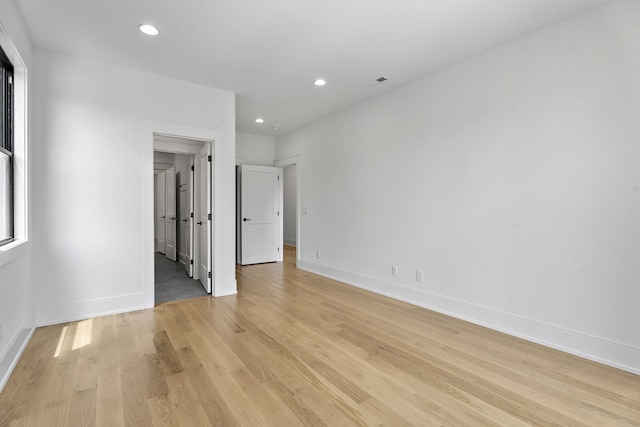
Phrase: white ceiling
[{"left": 16, "top": 0, "right": 612, "bottom": 136}]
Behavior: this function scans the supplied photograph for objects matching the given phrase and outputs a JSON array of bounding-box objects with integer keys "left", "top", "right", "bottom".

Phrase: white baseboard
[
  {"left": 0, "top": 325, "right": 35, "bottom": 393},
  {"left": 178, "top": 251, "right": 189, "bottom": 265},
  {"left": 214, "top": 278, "right": 238, "bottom": 297},
  {"left": 298, "top": 259, "right": 640, "bottom": 375},
  {"left": 36, "top": 292, "right": 147, "bottom": 327},
  {"left": 214, "top": 289, "right": 238, "bottom": 297},
  {"left": 283, "top": 238, "right": 297, "bottom": 247}
]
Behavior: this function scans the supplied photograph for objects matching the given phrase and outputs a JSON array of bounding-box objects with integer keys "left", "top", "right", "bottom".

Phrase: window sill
[{"left": 0, "top": 239, "right": 29, "bottom": 268}]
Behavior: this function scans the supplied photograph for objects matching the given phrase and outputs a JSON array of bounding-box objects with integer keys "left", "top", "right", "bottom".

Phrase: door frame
[
  {"left": 198, "top": 144, "right": 212, "bottom": 293},
  {"left": 143, "top": 118, "right": 224, "bottom": 307},
  {"left": 274, "top": 155, "right": 302, "bottom": 268},
  {"left": 238, "top": 164, "right": 282, "bottom": 265}
]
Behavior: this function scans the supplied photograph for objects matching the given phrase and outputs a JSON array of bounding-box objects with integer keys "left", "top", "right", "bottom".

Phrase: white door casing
[
  {"left": 274, "top": 155, "right": 302, "bottom": 269},
  {"left": 198, "top": 145, "right": 212, "bottom": 293},
  {"left": 277, "top": 166, "right": 284, "bottom": 262},
  {"left": 165, "top": 167, "right": 177, "bottom": 262},
  {"left": 157, "top": 171, "right": 166, "bottom": 254},
  {"left": 146, "top": 119, "right": 234, "bottom": 308},
  {"left": 240, "top": 165, "right": 281, "bottom": 265}
]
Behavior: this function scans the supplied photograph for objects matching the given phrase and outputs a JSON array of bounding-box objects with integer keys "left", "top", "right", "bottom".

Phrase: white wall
[
  {"left": 236, "top": 132, "right": 275, "bottom": 166},
  {"left": 276, "top": 0, "right": 640, "bottom": 374},
  {"left": 32, "top": 49, "right": 236, "bottom": 324},
  {"left": 0, "top": 0, "right": 34, "bottom": 391},
  {"left": 283, "top": 164, "right": 297, "bottom": 246}
]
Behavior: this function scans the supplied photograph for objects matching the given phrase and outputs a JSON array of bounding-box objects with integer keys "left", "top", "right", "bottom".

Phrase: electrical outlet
[
  {"left": 416, "top": 270, "right": 424, "bottom": 283},
  {"left": 315, "top": 249, "right": 321, "bottom": 259},
  {"left": 391, "top": 265, "right": 398, "bottom": 277}
]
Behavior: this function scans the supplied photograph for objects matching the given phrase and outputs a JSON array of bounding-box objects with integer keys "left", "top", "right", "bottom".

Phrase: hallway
[{"left": 155, "top": 252, "right": 207, "bottom": 304}]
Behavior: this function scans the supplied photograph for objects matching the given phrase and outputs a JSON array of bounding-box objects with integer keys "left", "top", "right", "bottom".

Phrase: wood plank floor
[{"left": 1, "top": 246, "right": 639, "bottom": 426}]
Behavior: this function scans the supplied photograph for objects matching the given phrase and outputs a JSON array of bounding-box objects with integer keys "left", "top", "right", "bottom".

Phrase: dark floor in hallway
[{"left": 155, "top": 252, "right": 208, "bottom": 304}]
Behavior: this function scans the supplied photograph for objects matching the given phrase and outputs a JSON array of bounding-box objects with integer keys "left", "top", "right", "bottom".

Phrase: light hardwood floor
[{"left": 1, "top": 246, "right": 639, "bottom": 426}]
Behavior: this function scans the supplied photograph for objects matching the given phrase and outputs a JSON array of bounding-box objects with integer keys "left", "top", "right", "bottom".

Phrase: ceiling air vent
[{"left": 367, "top": 76, "right": 390, "bottom": 86}]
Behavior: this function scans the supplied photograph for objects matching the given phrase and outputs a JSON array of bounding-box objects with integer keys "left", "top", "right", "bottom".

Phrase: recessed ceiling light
[
  {"left": 138, "top": 24, "right": 159, "bottom": 36},
  {"left": 255, "top": 118, "right": 264, "bottom": 123},
  {"left": 271, "top": 126, "right": 279, "bottom": 131},
  {"left": 314, "top": 79, "right": 327, "bottom": 86}
]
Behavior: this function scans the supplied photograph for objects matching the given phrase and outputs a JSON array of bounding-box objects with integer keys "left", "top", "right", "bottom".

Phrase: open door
[
  {"left": 184, "top": 161, "right": 195, "bottom": 277},
  {"left": 157, "top": 171, "right": 166, "bottom": 254},
  {"left": 239, "top": 165, "right": 281, "bottom": 265},
  {"left": 198, "top": 145, "right": 212, "bottom": 293},
  {"left": 165, "top": 167, "right": 177, "bottom": 262}
]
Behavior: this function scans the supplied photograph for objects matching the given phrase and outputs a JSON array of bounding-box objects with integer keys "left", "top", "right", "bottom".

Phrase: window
[{"left": 0, "top": 43, "right": 13, "bottom": 246}]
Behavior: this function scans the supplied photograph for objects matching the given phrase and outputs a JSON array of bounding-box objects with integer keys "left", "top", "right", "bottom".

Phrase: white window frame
[{"left": 0, "top": 24, "right": 28, "bottom": 267}]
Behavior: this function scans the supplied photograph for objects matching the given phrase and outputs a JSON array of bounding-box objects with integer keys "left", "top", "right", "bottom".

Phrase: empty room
[{"left": 1, "top": 0, "right": 639, "bottom": 425}]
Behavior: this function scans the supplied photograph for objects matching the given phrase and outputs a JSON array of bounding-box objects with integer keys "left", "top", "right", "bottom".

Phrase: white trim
[
  {"left": 154, "top": 135, "right": 205, "bottom": 154},
  {"left": 0, "top": 23, "right": 29, "bottom": 266},
  {"left": 298, "top": 258, "right": 640, "bottom": 376},
  {"left": 0, "top": 325, "right": 34, "bottom": 393},
  {"left": 277, "top": 166, "right": 283, "bottom": 262},
  {"left": 213, "top": 280, "right": 238, "bottom": 297},
  {"left": 178, "top": 254, "right": 186, "bottom": 266},
  {"left": 142, "top": 117, "right": 230, "bottom": 303},
  {"left": 36, "top": 293, "right": 147, "bottom": 326},
  {"left": 0, "top": 240, "right": 29, "bottom": 268},
  {"left": 274, "top": 155, "right": 301, "bottom": 167},
  {"left": 155, "top": 134, "right": 209, "bottom": 146}
]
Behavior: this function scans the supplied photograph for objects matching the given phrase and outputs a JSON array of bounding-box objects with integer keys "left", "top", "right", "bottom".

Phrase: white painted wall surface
[
  {"left": 0, "top": 0, "right": 34, "bottom": 391},
  {"left": 283, "top": 164, "right": 297, "bottom": 246},
  {"left": 236, "top": 132, "right": 275, "bottom": 166},
  {"left": 32, "top": 49, "right": 236, "bottom": 325},
  {"left": 275, "top": 0, "right": 640, "bottom": 373}
]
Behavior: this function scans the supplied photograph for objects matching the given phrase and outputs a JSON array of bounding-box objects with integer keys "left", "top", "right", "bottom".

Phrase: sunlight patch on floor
[
  {"left": 53, "top": 326, "right": 68, "bottom": 358},
  {"left": 72, "top": 318, "right": 93, "bottom": 350}
]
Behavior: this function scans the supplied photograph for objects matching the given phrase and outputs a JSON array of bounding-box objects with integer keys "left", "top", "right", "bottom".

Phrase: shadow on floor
[{"left": 155, "top": 252, "right": 208, "bottom": 304}]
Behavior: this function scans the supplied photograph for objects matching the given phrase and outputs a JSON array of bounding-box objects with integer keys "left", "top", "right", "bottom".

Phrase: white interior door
[
  {"left": 157, "top": 171, "right": 166, "bottom": 254},
  {"left": 198, "top": 145, "right": 212, "bottom": 293},
  {"left": 184, "top": 162, "right": 194, "bottom": 277},
  {"left": 240, "top": 165, "right": 281, "bottom": 265},
  {"left": 165, "top": 167, "right": 177, "bottom": 262}
]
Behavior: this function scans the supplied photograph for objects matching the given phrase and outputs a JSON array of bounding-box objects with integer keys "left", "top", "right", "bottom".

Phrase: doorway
[
  {"left": 152, "top": 134, "right": 214, "bottom": 304},
  {"left": 282, "top": 164, "right": 297, "bottom": 249},
  {"left": 142, "top": 118, "right": 228, "bottom": 307},
  {"left": 275, "top": 156, "right": 301, "bottom": 267}
]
